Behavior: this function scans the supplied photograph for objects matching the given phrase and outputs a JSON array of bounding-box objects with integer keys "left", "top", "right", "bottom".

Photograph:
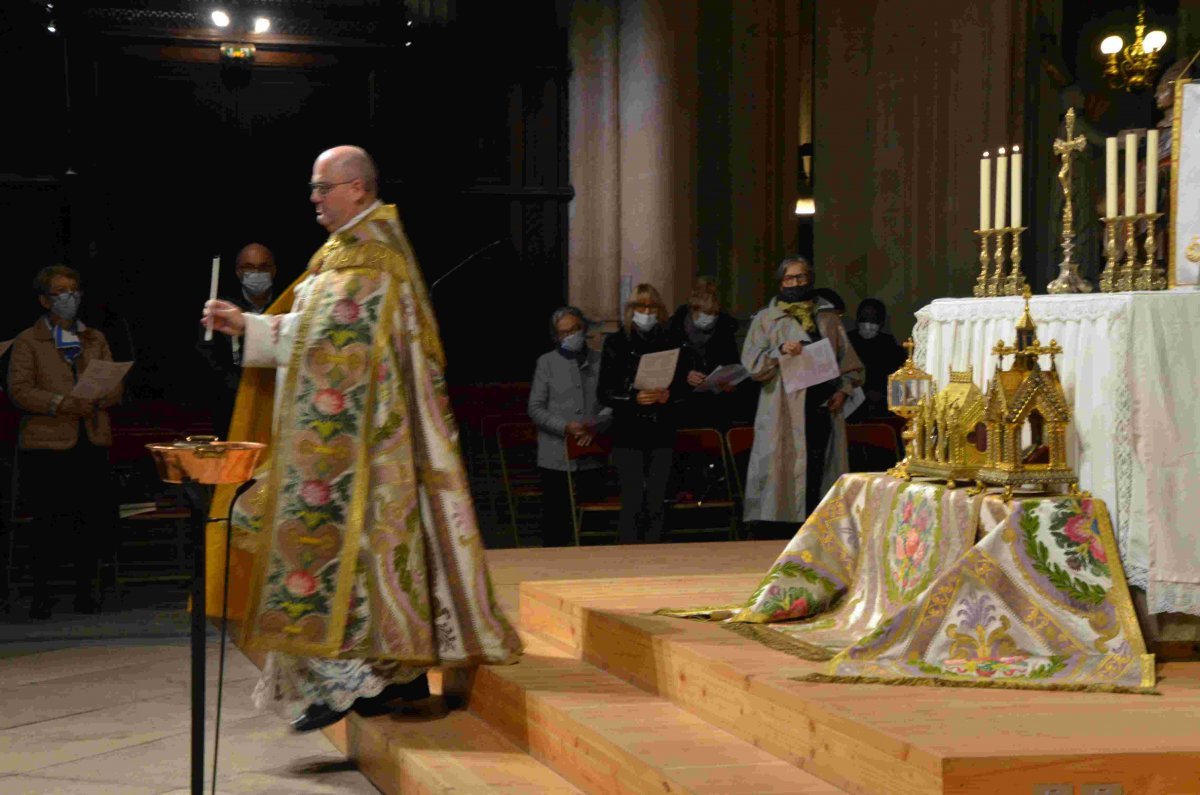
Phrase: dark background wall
[{"left": 0, "top": 0, "right": 572, "bottom": 408}]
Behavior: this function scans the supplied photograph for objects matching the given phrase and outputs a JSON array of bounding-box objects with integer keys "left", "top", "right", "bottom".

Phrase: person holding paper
[
  {"left": 598, "top": 283, "right": 689, "bottom": 544},
  {"left": 8, "top": 265, "right": 123, "bottom": 619},
  {"left": 528, "top": 306, "right": 612, "bottom": 546},
  {"left": 668, "top": 278, "right": 753, "bottom": 430},
  {"left": 202, "top": 145, "right": 520, "bottom": 733},
  {"left": 740, "top": 257, "right": 862, "bottom": 535}
]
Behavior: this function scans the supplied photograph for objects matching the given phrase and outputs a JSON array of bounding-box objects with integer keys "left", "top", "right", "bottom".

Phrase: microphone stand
[{"left": 430, "top": 239, "right": 505, "bottom": 292}]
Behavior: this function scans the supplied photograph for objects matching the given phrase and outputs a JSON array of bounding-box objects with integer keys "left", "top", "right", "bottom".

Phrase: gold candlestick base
[
  {"left": 973, "top": 230, "right": 992, "bottom": 298},
  {"left": 1117, "top": 216, "right": 1138, "bottom": 292},
  {"left": 1004, "top": 226, "right": 1028, "bottom": 296},
  {"left": 1134, "top": 212, "right": 1166, "bottom": 292},
  {"left": 988, "top": 229, "right": 1008, "bottom": 297},
  {"left": 1046, "top": 262, "right": 1093, "bottom": 294},
  {"left": 1099, "top": 217, "right": 1121, "bottom": 293}
]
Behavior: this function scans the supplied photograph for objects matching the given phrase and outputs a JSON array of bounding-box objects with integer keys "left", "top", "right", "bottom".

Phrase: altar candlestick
[
  {"left": 205, "top": 256, "right": 220, "bottom": 342},
  {"left": 995, "top": 147, "right": 1008, "bottom": 230},
  {"left": 1146, "top": 129, "right": 1159, "bottom": 214},
  {"left": 980, "top": 152, "right": 991, "bottom": 230},
  {"left": 1105, "top": 137, "right": 1118, "bottom": 219},
  {"left": 1124, "top": 133, "right": 1137, "bottom": 217},
  {"left": 1010, "top": 146, "right": 1022, "bottom": 228}
]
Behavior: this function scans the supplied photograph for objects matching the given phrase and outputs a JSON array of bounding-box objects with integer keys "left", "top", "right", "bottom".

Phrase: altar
[{"left": 914, "top": 291, "right": 1200, "bottom": 617}]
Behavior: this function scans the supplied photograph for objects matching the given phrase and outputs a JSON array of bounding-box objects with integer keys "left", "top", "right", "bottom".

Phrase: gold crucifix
[{"left": 1047, "top": 107, "right": 1094, "bottom": 293}]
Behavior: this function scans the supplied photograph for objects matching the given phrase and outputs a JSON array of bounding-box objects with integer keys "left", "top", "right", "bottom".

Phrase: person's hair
[
  {"left": 549, "top": 306, "right": 588, "bottom": 342},
  {"left": 337, "top": 147, "right": 379, "bottom": 194},
  {"left": 33, "top": 264, "right": 81, "bottom": 297},
  {"left": 814, "top": 288, "right": 845, "bottom": 313},
  {"left": 857, "top": 297, "right": 887, "bottom": 322},
  {"left": 687, "top": 277, "right": 720, "bottom": 314},
  {"left": 622, "top": 283, "right": 668, "bottom": 334},
  {"left": 776, "top": 256, "right": 813, "bottom": 282}
]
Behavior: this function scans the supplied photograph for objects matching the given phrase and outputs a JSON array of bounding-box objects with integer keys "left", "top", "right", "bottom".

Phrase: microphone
[{"left": 430, "top": 239, "right": 505, "bottom": 292}]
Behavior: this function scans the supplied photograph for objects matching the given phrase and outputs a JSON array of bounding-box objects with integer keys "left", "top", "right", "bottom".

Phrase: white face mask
[
  {"left": 632, "top": 311, "right": 658, "bottom": 332},
  {"left": 50, "top": 291, "right": 82, "bottom": 322},
  {"left": 693, "top": 312, "right": 717, "bottom": 330},
  {"left": 560, "top": 331, "right": 586, "bottom": 352},
  {"left": 241, "top": 271, "right": 273, "bottom": 294},
  {"left": 857, "top": 322, "right": 881, "bottom": 339}
]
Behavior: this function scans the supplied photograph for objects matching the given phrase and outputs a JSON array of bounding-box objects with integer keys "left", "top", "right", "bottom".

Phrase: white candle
[
  {"left": 994, "top": 147, "right": 1008, "bottom": 230},
  {"left": 205, "top": 256, "right": 220, "bottom": 342},
  {"left": 980, "top": 152, "right": 991, "bottom": 230},
  {"left": 1146, "top": 129, "right": 1159, "bottom": 214},
  {"left": 1105, "top": 137, "right": 1118, "bottom": 219},
  {"left": 1010, "top": 146, "right": 1022, "bottom": 228},
  {"left": 1124, "top": 133, "right": 1137, "bottom": 217}
]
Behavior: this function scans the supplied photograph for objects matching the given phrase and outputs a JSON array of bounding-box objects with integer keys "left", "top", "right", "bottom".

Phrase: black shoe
[
  {"left": 352, "top": 674, "right": 431, "bottom": 717},
  {"left": 290, "top": 703, "right": 349, "bottom": 733}
]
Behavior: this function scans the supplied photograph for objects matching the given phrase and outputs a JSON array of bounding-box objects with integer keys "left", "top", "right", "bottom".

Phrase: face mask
[
  {"left": 693, "top": 312, "right": 717, "bottom": 331},
  {"left": 560, "top": 331, "right": 586, "bottom": 352},
  {"left": 857, "top": 322, "right": 881, "bottom": 339},
  {"left": 50, "top": 291, "right": 81, "bottom": 322},
  {"left": 241, "top": 271, "right": 273, "bottom": 294},
  {"left": 779, "top": 286, "right": 813, "bottom": 304},
  {"left": 632, "top": 311, "right": 658, "bottom": 332}
]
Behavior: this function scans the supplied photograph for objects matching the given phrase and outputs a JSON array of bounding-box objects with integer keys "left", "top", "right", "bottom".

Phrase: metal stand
[{"left": 180, "top": 479, "right": 210, "bottom": 795}]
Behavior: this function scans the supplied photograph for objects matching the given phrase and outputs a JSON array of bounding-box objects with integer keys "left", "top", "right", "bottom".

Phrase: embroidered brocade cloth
[{"left": 670, "top": 473, "right": 1153, "bottom": 691}]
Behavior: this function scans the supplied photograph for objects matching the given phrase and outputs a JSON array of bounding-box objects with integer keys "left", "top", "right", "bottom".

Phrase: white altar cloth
[{"left": 914, "top": 291, "right": 1200, "bottom": 616}]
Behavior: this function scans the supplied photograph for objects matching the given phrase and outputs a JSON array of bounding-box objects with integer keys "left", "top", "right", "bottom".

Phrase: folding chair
[
  {"left": 846, "top": 422, "right": 900, "bottom": 473},
  {"left": 668, "top": 428, "right": 737, "bottom": 540},
  {"left": 724, "top": 425, "right": 755, "bottom": 503},
  {"left": 565, "top": 434, "right": 621, "bottom": 545},
  {"left": 496, "top": 421, "right": 542, "bottom": 547}
]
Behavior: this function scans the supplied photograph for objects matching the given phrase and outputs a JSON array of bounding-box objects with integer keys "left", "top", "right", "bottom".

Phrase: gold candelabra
[
  {"left": 1101, "top": 213, "right": 1167, "bottom": 292},
  {"left": 972, "top": 227, "right": 1027, "bottom": 298}
]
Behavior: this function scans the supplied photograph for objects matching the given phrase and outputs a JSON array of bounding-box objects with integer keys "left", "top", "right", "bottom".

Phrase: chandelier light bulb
[
  {"left": 1100, "top": 35, "right": 1123, "bottom": 55},
  {"left": 212, "top": 10, "right": 230, "bottom": 28},
  {"left": 254, "top": 17, "right": 271, "bottom": 33},
  {"left": 47, "top": 21, "right": 56, "bottom": 33},
  {"left": 1143, "top": 30, "right": 1167, "bottom": 53}
]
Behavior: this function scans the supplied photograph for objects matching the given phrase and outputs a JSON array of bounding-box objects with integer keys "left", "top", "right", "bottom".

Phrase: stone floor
[{"left": 0, "top": 616, "right": 380, "bottom": 794}]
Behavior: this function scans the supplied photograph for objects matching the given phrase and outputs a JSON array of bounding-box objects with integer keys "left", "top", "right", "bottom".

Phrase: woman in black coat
[{"left": 598, "top": 283, "right": 689, "bottom": 544}]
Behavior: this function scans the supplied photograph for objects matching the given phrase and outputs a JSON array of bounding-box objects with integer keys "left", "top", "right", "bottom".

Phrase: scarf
[
  {"left": 777, "top": 300, "right": 818, "bottom": 335},
  {"left": 51, "top": 320, "right": 83, "bottom": 365}
]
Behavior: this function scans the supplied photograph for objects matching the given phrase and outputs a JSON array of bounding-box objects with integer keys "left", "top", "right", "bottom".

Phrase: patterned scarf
[
  {"left": 777, "top": 300, "right": 818, "bottom": 335},
  {"left": 52, "top": 322, "right": 83, "bottom": 365}
]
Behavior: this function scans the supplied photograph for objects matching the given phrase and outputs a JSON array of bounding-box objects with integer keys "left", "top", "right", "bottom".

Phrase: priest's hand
[
  {"left": 781, "top": 341, "right": 805, "bottom": 356},
  {"left": 827, "top": 392, "right": 847, "bottom": 414},
  {"left": 203, "top": 300, "right": 246, "bottom": 337}
]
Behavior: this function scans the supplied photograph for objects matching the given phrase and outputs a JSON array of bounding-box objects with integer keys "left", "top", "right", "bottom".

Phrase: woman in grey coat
[{"left": 527, "top": 307, "right": 612, "bottom": 546}]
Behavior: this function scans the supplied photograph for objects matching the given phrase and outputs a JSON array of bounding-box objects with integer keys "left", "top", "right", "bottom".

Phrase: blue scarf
[{"left": 52, "top": 322, "right": 83, "bottom": 365}]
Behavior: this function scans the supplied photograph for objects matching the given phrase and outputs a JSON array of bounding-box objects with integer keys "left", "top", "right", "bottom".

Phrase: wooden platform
[{"left": 319, "top": 542, "right": 1200, "bottom": 794}]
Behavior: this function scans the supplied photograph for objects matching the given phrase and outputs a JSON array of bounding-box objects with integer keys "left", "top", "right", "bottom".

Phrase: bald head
[
  {"left": 236, "top": 243, "right": 275, "bottom": 272},
  {"left": 311, "top": 145, "right": 379, "bottom": 232}
]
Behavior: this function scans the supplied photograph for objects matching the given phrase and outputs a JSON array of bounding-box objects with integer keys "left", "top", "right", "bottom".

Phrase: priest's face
[{"left": 310, "top": 159, "right": 365, "bottom": 232}]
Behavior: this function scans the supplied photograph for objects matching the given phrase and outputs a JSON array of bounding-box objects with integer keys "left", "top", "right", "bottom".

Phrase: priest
[{"left": 202, "top": 145, "right": 521, "bottom": 732}]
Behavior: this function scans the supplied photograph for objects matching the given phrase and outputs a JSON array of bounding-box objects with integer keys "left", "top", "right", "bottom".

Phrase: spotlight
[
  {"left": 253, "top": 17, "right": 270, "bottom": 33},
  {"left": 406, "top": 21, "right": 413, "bottom": 27},
  {"left": 212, "top": 10, "right": 230, "bottom": 28},
  {"left": 47, "top": 21, "right": 57, "bottom": 33},
  {"left": 405, "top": 41, "right": 412, "bottom": 47}
]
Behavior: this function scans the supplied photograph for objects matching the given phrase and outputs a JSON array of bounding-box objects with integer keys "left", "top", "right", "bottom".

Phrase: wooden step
[
  {"left": 466, "top": 633, "right": 847, "bottom": 795},
  {"left": 519, "top": 574, "right": 1200, "bottom": 795},
  {"left": 323, "top": 704, "right": 582, "bottom": 794}
]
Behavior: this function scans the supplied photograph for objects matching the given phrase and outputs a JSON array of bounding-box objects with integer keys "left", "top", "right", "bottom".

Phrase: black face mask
[{"left": 779, "top": 286, "right": 815, "bottom": 303}]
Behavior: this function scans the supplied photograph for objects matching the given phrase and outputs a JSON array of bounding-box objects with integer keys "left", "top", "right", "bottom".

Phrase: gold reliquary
[
  {"left": 975, "top": 292, "right": 1075, "bottom": 492},
  {"left": 888, "top": 290, "right": 1078, "bottom": 494}
]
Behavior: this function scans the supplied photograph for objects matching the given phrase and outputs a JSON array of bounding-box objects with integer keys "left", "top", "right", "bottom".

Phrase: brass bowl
[{"left": 146, "top": 436, "right": 266, "bottom": 485}]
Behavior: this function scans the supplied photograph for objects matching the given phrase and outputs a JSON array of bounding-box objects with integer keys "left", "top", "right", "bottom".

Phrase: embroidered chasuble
[{"left": 207, "top": 203, "right": 521, "bottom": 667}]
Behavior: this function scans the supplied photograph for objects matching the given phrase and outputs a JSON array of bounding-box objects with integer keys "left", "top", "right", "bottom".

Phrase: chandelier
[{"left": 1099, "top": 4, "right": 1168, "bottom": 93}]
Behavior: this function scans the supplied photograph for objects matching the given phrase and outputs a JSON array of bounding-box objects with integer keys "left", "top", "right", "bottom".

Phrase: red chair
[
  {"left": 724, "top": 425, "right": 755, "bottom": 503},
  {"left": 846, "top": 422, "right": 900, "bottom": 472},
  {"left": 495, "top": 421, "right": 542, "bottom": 547},
  {"left": 565, "top": 434, "right": 621, "bottom": 545},
  {"left": 669, "top": 428, "right": 737, "bottom": 540}
]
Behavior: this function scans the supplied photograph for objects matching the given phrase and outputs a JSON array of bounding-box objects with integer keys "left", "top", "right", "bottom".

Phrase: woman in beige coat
[
  {"left": 8, "top": 265, "right": 123, "bottom": 619},
  {"left": 741, "top": 257, "right": 863, "bottom": 536}
]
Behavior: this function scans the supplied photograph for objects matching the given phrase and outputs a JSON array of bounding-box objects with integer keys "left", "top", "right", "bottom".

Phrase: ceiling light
[
  {"left": 253, "top": 17, "right": 271, "bottom": 33},
  {"left": 794, "top": 198, "right": 815, "bottom": 216},
  {"left": 1143, "top": 30, "right": 1167, "bottom": 53},
  {"left": 212, "top": 10, "right": 230, "bottom": 28},
  {"left": 1100, "top": 35, "right": 1123, "bottom": 55},
  {"left": 47, "top": 21, "right": 56, "bottom": 33}
]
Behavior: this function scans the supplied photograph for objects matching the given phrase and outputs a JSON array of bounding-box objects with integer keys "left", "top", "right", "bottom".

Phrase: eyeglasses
[
  {"left": 781, "top": 273, "right": 811, "bottom": 286},
  {"left": 308, "top": 180, "right": 355, "bottom": 196},
  {"left": 630, "top": 302, "right": 659, "bottom": 311}
]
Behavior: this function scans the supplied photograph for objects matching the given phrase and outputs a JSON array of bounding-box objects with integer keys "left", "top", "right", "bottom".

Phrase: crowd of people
[{"left": 527, "top": 256, "right": 907, "bottom": 544}]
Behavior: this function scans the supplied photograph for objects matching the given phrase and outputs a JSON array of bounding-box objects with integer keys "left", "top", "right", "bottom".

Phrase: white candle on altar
[
  {"left": 1010, "top": 146, "right": 1022, "bottom": 228},
  {"left": 1146, "top": 129, "right": 1159, "bottom": 214},
  {"left": 994, "top": 147, "right": 1008, "bottom": 230},
  {"left": 980, "top": 152, "right": 991, "bottom": 230},
  {"left": 1105, "top": 137, "right": 1118, "bottom": 219},
  {"left": 1124, "top": 133, "right": 1137, "bottom": 217},
  {"left": 205, "top": 256, "right": 220, "bottom": 342}
]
